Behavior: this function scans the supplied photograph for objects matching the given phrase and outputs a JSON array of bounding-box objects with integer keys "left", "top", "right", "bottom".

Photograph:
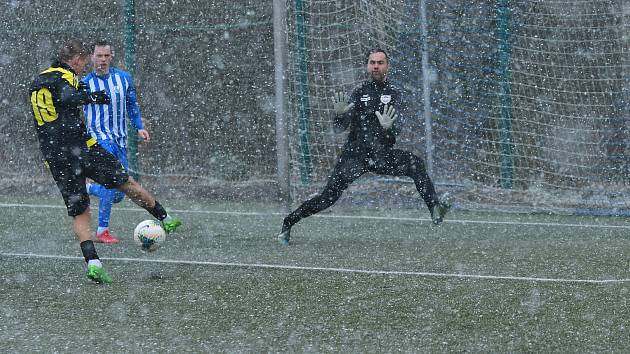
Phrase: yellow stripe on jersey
[
  {"left": 40, "top": 67, "right": 79, "bottom": 88},
  {"left": 86, "top": 137, "right": 97, "bottom": 148}
]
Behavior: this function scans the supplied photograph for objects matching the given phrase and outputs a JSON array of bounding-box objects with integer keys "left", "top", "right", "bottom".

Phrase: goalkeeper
[
  {"left": 28, "top": 39, "right": 181, "bottom": 283},
  {"left": 277, "top": 49, "right": 450, "bottom": 245}
]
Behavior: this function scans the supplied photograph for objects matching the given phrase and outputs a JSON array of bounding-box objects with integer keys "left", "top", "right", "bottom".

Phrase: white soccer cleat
[{"left": 277, "top": 229, "right": 291, "bottom": 245}]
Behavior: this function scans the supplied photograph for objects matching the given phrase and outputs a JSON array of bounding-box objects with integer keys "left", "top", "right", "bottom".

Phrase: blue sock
[
  {"left": 98, "top": 189, "right": 114, "bottom": 229},
  {"left": 91, "top": 184, "right": 125, "bottom": 229}
]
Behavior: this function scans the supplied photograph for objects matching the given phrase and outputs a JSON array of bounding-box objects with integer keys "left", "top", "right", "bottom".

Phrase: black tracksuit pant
[{"left": 283, "top": 147, "right": 438, "bottom": 230}]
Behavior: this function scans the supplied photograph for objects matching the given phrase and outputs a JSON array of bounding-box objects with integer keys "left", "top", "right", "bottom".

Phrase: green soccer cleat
[
  {"left": 277, "top": 228, "right": 291, "bottom": 245},
  {"left": 86, "top": 265, "right": 112, "bottom": 284},
  {"left": 161, "top": 217, "right": 182, "bottom": 234},
  {"left": 430, "top": 193, "right": 452, "bottom": 225}
]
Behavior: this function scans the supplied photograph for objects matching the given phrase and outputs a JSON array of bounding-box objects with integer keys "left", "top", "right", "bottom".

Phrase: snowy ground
[{"left": 1, "top": 197, "right": 628, "bottom": 352}]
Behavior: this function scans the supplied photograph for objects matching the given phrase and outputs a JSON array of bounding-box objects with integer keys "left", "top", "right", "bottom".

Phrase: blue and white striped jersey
[{"left": 82, "top": 67, "right": 143, "bottom": 148}]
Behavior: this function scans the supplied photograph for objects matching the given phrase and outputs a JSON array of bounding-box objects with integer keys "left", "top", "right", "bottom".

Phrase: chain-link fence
[{"left": 1, "top": 0, "right": 277, "bottom": 200}]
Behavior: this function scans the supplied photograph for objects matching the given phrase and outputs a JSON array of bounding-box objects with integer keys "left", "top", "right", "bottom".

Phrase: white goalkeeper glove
[
  {"left": 376, "top": 104, "right": 397, "bottom": 130},
  {"left": 332, "top": 92, "right": 355, "bottom": 115}
]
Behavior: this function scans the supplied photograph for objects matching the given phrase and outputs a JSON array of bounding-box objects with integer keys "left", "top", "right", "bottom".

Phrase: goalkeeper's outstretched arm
[{"left": 332, "top": 91, "right": 355, "bottom": 133}]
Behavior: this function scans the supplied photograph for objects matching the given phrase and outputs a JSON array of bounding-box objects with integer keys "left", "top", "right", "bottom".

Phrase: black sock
[
  {"left": 149, "top": 201, "right": 168, "bottom": 221},
  {"left": 80, "top": 240, "right": 99, "bottom": 262},
  {"left": 282, "top": 216, "right": 296, "bottom": 232}
]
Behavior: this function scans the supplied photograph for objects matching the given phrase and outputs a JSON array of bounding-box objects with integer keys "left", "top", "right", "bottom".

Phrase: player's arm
[
  {"left": 59, "top": 82, "right": 91, "bottom": 106},
  {"left": 59, "top": 80, "right": 110, "bottom": 106},
  {"left": 125, "top": 75, "right": 143, "bottom": 130},
  {"left": 376, "top": 104, "right": 398, "bottom": 146},
  {"left": 390, "top": 89, "right": 407, "bottom": 137},
  {"left": 378, "top": 89, "right": 407, "bottom": 145},
  {"left": 332, "top": 90, "right": 356, "bottom": 133},
  {"left": 125, "top": 75, "right": 150, "bottom": 142}
]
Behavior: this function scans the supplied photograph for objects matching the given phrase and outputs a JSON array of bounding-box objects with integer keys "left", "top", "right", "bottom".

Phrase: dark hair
[
  {"left": 91, "top": 39, "right": 112, "bottom": 51},
  {"left": 366, "top": 48, "right": 389, "bottom": 63},
  {"left": 55, "top": 39, "right": 89, "bottom": 62}
]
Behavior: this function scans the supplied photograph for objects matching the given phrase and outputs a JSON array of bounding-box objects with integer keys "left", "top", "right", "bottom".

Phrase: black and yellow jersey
[{"left": 28, "top": 61, "right": 95, "bottom": 159}]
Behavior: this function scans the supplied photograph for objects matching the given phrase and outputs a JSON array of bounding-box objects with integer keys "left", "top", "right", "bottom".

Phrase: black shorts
[
  {"left": 332, "top": 147, "right": 426, "bottom": 182},
  {"left": 46, "top": 143, "right": 129, "bottom": 217}
]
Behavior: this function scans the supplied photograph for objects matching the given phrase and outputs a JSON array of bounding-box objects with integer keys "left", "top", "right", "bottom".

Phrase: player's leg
[
  {"left": 372, "top": 149, "right": 450, "bottom": 224},
  {"left": 91, "top": 140, "right": 127, "bottom": 243},
  {"left": 278, "top": 151, "right": 366, "bottom": 244},
  {"left": 92, "top": 188, "right": 121, "bottom": 243},
  {"left": 116, "top": 177, "right": 180, "bottom": 233},
  {"left": 85, "top": 144, "right": 182, "bottom": 234},
  {"left": 75, "top": 209, "right": 112, "bottom": 283},
  {"left": 47, "top": 155, "right": 111, "bottom": 283}
]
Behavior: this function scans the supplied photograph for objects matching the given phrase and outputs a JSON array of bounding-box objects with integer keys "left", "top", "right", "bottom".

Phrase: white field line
[
  {"left": 1, "top": 252, "right": 628, "bottom": 284},
  {"left": 2, "top": 202, "right": 629, "bottom": 284},
  {"left": 2, "top": 202, "right": 630, "bottom": 230}
]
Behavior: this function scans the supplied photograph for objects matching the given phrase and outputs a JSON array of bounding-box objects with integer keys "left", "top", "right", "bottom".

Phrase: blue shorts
[{"left": 97, "top": 139, "right": 128, "bottom": 170}]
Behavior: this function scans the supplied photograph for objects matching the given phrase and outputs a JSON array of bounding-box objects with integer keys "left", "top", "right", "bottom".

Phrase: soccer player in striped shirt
[{"left": 82, "top": 40, "right": 151, "bottom": 244}]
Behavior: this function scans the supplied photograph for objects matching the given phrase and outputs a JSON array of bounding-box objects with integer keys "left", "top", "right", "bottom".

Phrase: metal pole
[
  {"left": 294, "top": 0, "right": 312, "bottom": 185},
  {"left": 273, "top": 0, "right": 291, "bottom": 208},
  {"left": 622, "top": 1, "right": 630, "bottom": 153},
  {"left": 419, "top": 0, "right": 433, "bottom": 176}
]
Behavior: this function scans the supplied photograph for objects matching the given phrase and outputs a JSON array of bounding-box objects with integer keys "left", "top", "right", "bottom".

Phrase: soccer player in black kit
[
  {"left": 278, "top": 49, "right": 450, "bottom": 245},
  {"left": 28, "top": 39, "right": 181, "bottom": 283}
]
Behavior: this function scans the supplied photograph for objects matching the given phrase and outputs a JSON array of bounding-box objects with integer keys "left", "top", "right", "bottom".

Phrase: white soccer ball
[{"left": 133, "top": 220, "right": 166, "bottom": 252}]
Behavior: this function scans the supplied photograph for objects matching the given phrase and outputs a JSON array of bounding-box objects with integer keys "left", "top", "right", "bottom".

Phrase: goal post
[
  {"left": 281, "top": 0, "right": 630, "bottom": 214},
  {"left": 273, "top": 0, "right": 291, "bottom": 208}
]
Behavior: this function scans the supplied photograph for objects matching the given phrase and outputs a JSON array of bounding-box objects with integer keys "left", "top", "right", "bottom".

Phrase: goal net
[
  {"left": 1, "top": 0, "right": 629, "bottom": 215},
  {"left": 284, "top": 0, "right": 630, "bottom": 214}
]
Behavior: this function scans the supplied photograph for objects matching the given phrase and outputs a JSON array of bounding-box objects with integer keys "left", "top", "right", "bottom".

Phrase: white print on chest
[{"left": 361, "top": 95, "right": 371, "bottom": 106}]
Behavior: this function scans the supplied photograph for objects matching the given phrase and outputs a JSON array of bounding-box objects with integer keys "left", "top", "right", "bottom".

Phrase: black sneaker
[{"left": 430, "top": 193, "right": 452, "bottom": 225}]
